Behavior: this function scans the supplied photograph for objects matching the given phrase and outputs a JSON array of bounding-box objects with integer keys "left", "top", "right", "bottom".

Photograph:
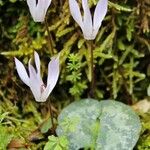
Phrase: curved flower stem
[
  {"left": 44, "top": 17, "right": 54, "bottom": 56},
  {"left": 48, "top": 99, "right": 55, "bottom": 134},
  {"left": 89, "top": 40, "right": 95, "bottom": 98}
]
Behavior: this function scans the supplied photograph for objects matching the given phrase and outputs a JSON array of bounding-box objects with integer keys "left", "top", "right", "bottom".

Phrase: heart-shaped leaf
[{"left": 56, "top": 99, "right": 141, "bottom": 150}]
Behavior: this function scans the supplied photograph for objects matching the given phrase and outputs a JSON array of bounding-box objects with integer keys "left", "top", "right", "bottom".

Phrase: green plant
[
  {"left": 66, "top": 53, "right": 87, "bottom": 98},
  {"left": 44, "top": 135, "right": 69, "bottom": 150}
]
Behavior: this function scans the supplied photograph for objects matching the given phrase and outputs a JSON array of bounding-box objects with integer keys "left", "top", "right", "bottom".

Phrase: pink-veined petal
[
  {"left": 93, "top": 0, "right": 108, "bottom": 37},
  {"left": 82, "top": 0, "right": 93, "bottom": 39},
  {"left": 14, "top": 58, "right": 30, "bottom": 86},
  {"left": 40, "top": 84, "right": 52, "bottom": 102},
  {"left": 69, "top": 0, "right": 83, "bottom": 28}
]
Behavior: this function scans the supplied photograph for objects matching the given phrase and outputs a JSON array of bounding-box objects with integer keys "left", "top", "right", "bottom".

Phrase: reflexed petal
[
  {"left": 29, "top": 63, "right": 37, "bottom": 79},
  {"left": 29, "top": 57, "right": 43, "bottom": 85},
  {"left": 93, "top": 0, "right": 108, "bottom": 34},
  {"left": 39, "top": 55, "right": 60, "bottom": 102},
  {"left": 43, "top": 0, "right": 52, "bottom": 15},
  {"left": 27, "top": 0, "right": 36, "bottom": 7},
  {"left": 47, "top": 55, "right": 60, "bottom": 90},
  {"left": 14, "top": 58, "right": 30, "bottom": 86},
  {"left": 82, "top": 0, "right": 93, "bottom": 39},
  {"left": 27, "top": 0, "right": 36, "bottom": 20},
  {"left": 34, "top": 51, "right": 40, "bottom": 75},
  {"left": 33, "top": 10, "right": 45, "bottom": 22},
  {"left": 28, "top": 63, "right": 41, "bottom": 102},
  {"left": 69, "top": 0, "right": 83, "bottom": 28},
  {"left": 35, "top": 0, "right": 47, "bottom": 22}
]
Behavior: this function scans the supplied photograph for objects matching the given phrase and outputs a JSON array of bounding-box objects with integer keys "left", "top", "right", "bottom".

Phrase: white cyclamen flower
[
  {"left": 14, "top": 51, "right": 59, "bottom": 102},
  {"left": 69, "top": 0, "right": 108, "bottom": 40},
  {"left": 27, "top": 0, "right": 52, "bottom": 22}
]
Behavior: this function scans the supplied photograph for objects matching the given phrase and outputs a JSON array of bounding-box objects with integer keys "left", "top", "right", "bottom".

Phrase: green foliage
[
  {"left": 57, "top": 99, "right": 141, "bottom": 150},
  {"left": 66, "top": 53, "right": 87, "bottom": 98},
  {"left": 40, "top": 118, "right": 52, "bottom": 134},
  {"left": 0, "top": 98, "right": 43, "bottom": 149},
  {"left": 136, "top": 112, "right": 150, "bottom": 150},
  {"left": 0, "top": 125, "right": 12, "bottom": 150},
  {"left": 44, "top": 135, "right": 69, "bottom": 150},
  {"left": 108, "top": 1, "right": 132, "bottom": 12}
]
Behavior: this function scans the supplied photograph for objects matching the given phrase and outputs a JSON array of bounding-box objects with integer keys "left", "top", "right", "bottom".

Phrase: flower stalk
[
  {"left": 89, "top": 40, "right": 95, "bottom": 98},
  {"left": 48, "top": 99, "right": 55, "bottom": 134},
  {"left": 45, "top": 17, "right": 54, "bottom": 56}
]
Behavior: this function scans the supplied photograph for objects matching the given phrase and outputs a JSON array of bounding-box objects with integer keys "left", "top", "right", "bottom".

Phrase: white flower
[
  {"left": 69, "top": 0, "right": 108, "bottom": 40},
  {"left": 27, "top": 0, "right": 52, "bottom": 22},
  {"left": 14, "top": 51, "right": 59, "bottom": 102}
]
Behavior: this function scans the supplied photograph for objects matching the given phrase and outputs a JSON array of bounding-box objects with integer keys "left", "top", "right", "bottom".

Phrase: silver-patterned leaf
[{"left": 56, "top": 99, "right": 141, "bottom": 150}]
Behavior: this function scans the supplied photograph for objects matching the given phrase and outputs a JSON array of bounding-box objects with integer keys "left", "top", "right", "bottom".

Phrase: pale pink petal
[
  {"left": 34, "top": 51, "right": 40, "bottom": 75},
  {"left": 32, "top": 52, "right": 43, "bottom": 85},
  {"left": 47, "top": 55, "right": 59, "bottom": 87},
  {"left": 28, "top": 63, "right": 41, "bottom": 102},
  {"left": 43, "top": 0, "right": 52, "bottom": 15},
  {"left": 34, "top": 0, "right": 52, "bottom": 22},
  {"left": 40, "top": 54, "right": 59, "bottom": 102},
  {"left": 93, "top": 0, "right": 108, "bottom": 37},
  {"left": 35, "top": 0, "right": 46, "bottom": 22},
  {"left": 27, "top": 0, "right": 52, "bottom": 22},
  {"left": 69, "top": 0, "right": 83, "bottom": 28},
  {"left": 14, "top": 58, "right": 30, "bottom": 86},
  {"left": 34, "top": 7, "right": 45, "bottom": 21},
  {"left": 40, "top": 84, "right": 52, "bottom": 102},
  {"left": 27, "top": 0, "right": 36, "bottom": 20},
  {"left": 82, "top": 0, "right": 93, "bottom": 39},
  {"left": 40, "top": 55, "right": 59, "bottom": 102}
]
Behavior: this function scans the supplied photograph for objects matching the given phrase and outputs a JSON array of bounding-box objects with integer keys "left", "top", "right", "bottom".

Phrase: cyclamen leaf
[{"left": 56, "top": 99, "right": 141, "bottom": 150}]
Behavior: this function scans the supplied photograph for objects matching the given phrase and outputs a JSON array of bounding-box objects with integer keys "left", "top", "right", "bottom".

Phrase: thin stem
[
  {"left": 89, "top": 40, "right": 95, "bottom": 98},
  {"left": 45, "top": 17, "right": 54, "bottom": 56},
  {"left": 48, "top": 100, "right": 55, "bottom": 134}
]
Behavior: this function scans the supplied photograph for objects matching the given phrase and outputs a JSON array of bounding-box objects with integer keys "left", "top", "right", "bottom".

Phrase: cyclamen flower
[
  {"left": 14, "top": 52, "right": 59, "bottom": 102},
  {"left": 69, "top": 0, "right": 108, "bottom": 40},
  {"left": 27, "top": 0, "right": 52, "bottom": 22}
]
